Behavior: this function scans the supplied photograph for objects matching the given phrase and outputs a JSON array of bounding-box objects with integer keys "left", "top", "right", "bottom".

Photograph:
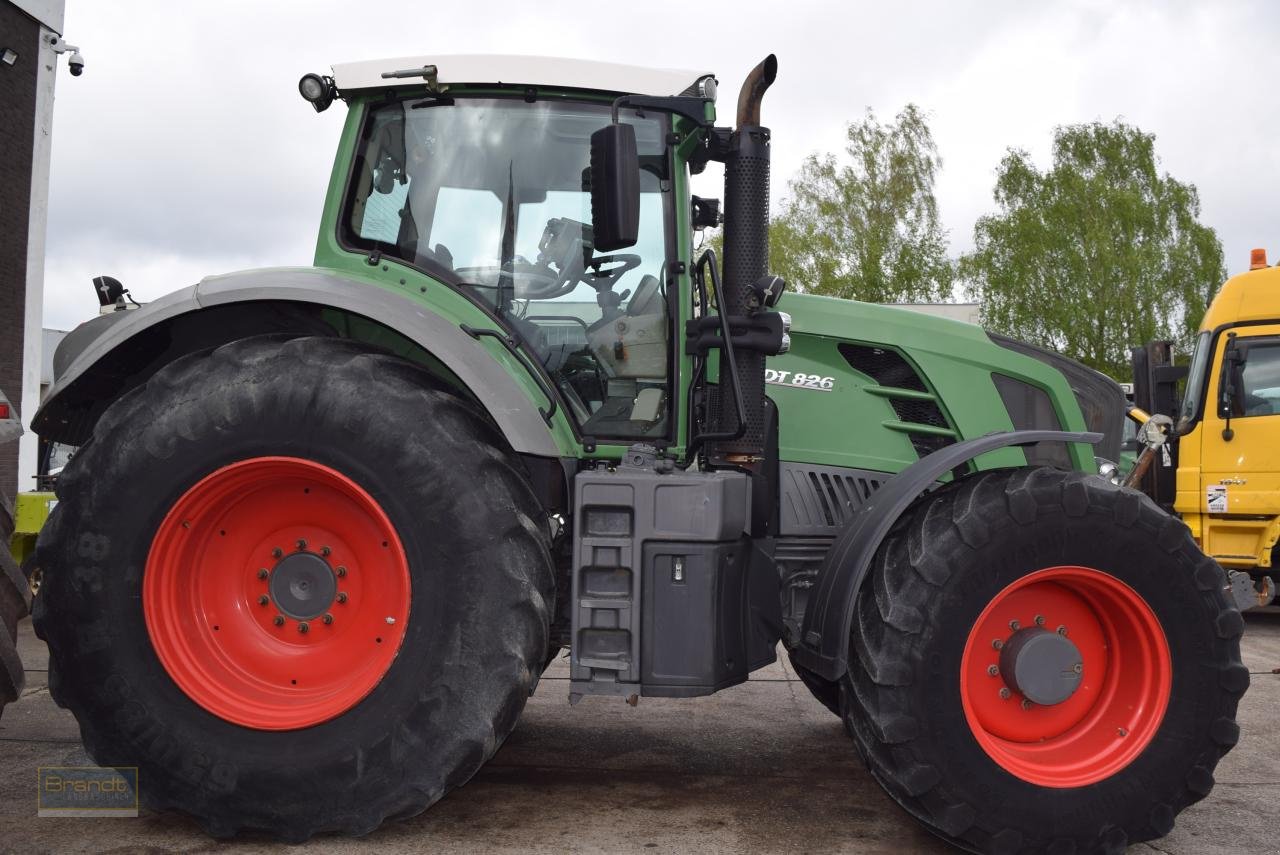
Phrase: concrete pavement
[{"left": 3, "top": 613, "right": 1278, "bottom": 854}]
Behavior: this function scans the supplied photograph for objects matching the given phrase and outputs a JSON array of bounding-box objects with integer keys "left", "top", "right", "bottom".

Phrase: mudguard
[
  {"left": 790, "top": 429, "right": 1102, "bottom": 681},
  {"left": 33, "top": 268, "right": 562, "bottom": 458}
]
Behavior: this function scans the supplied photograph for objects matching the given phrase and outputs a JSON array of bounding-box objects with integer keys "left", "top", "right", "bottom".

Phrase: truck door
[{"left": 1200, "top": 328, "right": 1280, "bottom": 567}]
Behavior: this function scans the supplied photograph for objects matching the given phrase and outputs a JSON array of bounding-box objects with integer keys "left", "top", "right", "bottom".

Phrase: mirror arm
[
  {"left": 609, "top": 95, "right": 713, "bottom": 129},
  {"left": 1221, "top": 332, "right": 1240, "bottom": 440}
]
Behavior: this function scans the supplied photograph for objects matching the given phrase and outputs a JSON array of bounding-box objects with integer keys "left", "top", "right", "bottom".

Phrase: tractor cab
[
  {"left": 342, "top": 93, "right": 675, "bottom": 436},
  {"left": 313, "top": 56, "right": 724, "bottom": 447}
]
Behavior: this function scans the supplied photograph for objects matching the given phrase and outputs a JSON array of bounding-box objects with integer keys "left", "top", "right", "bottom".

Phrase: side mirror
[
  {"left": 589, "top": 124, "right": 640, "bottom": 251},
  {"left": 1218, "top": 333, "right": 1245, "bottom": 439},
  {"left": 1218, "top": 334, "right": 1245, "bottom": 418}
]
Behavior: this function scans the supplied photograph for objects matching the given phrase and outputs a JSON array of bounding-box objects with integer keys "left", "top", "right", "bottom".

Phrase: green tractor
[{"left": 27, "top": 54, "right": 1247, "bottom": 852}]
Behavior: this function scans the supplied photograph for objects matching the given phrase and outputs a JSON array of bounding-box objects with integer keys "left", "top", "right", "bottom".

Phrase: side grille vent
[
  {"left": 780, "top": 463, "right": 884, "bottom": 535},
  {"left": 839, "top": 342, "right": 957, "bottom": 459},
  {"left": 838, "top": 343, "right": 927, "bottom": 391}
]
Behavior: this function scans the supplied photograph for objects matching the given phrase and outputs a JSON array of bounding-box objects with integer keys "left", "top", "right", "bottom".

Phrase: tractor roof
[{"left": 331, "top": 54, "right": 714, "bottom": 99}]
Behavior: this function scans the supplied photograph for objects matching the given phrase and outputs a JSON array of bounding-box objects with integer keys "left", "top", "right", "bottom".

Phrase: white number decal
[{"left": 765, "top": 369, "right": 835, "bottom": 392}]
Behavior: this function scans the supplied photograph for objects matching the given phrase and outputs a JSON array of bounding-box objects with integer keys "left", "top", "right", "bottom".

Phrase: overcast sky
[{"left": 39, "top": 0, "right": 1280, "bottom": 330}]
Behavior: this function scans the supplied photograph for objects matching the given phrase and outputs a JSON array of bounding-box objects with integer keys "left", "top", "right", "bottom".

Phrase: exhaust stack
[{"left": 710, "top": 55, "right": 777, "bottom": 467}]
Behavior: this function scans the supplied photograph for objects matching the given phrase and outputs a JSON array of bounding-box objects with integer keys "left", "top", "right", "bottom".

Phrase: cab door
[{"left": 1200, "top": 327, "right": 1280, "bottom": 566}]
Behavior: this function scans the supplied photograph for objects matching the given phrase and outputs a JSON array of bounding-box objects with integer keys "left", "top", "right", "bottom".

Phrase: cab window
[
  {"left": 1234, "top": 339, "right": 1280, "bottom": 417},
  {"left": 344, "top": 98, "right": 673, "bottom": 441}
]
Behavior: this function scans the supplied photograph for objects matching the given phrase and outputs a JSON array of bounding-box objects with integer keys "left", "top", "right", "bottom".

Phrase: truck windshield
[{"left": 344, "top": 97, "right": 674, "bottom": 440}]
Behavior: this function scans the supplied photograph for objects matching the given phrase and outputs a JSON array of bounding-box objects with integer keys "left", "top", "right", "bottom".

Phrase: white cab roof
[{"left": 331, "top": 54, "right": 712, "bottom": 98}]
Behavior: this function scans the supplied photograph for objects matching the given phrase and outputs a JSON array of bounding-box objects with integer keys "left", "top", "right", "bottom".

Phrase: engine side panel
[{"left": 767, "top": 293, "right": 1097, "bottom": 474}]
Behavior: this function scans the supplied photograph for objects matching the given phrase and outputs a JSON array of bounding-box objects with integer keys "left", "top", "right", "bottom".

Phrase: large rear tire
[
  {"left": 843, "top": 467, "right": 1247, "bottom": 854},
  {"left": 33, "top": 335, "right": 554, "bottom": 840}
]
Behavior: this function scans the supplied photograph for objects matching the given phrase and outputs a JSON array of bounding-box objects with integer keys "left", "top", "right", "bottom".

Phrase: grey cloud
[{"left": 41, "top": 0, "right": 1280, "bottom": 331}]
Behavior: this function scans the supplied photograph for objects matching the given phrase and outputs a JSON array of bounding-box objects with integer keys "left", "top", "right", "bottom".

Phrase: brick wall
[{"left": 0, "top": 4, "right": 40, "bottom": 503}]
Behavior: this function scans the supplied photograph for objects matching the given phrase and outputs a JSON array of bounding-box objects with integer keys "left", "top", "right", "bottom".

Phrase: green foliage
[
  {"left": 770, "top": 104, "right": 953, "bottom": 302},
  {"left": 698, "top": 105, "right": 950, "bottom": 304},
  {"left": 960, "top": 120, "right": 1224, "bottom": 379}
]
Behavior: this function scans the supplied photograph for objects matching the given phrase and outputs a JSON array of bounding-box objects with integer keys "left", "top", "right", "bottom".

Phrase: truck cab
[{"left": 1169, "top": 250, "right": 1280, "bottom": 585}]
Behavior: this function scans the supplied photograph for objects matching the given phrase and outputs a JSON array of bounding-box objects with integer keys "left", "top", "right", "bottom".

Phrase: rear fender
[
  {"left": 33, "top": 268, "right": 563, "bottom": 458},
  {"left": 789, "top": 430, "right": 1102, "bottom": 681}
]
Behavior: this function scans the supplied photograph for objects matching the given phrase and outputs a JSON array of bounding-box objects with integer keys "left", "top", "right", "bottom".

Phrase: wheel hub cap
[
  {"left": 959, "top": 565, "right": 1171, "bottom": 788},
  {"left": 269, "top": 552, "right": 337, "bottom": 619},
  {"left": 999, "top": 627, "right": 1083, "bottom": 706},
  {"left": 143, "top": 456, "right": 411, "bottom": 731}
]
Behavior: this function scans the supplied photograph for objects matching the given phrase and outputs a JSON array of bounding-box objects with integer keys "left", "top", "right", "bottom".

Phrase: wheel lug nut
[
  {"left": 321, "top": 546, "right": 331, "bottom": 557},
  {"left": 999, "top": 688, "right": 1011, "bottom": 700},
  {"left": 1009, "top": 620, "right": 1020, "bottom": 631},
  {"left": 1021, "top": 698, "right": 1033, "bottom": 711},
  {"left": 1057, "top": 625, "right": 1068, "bottom": 636},
  {"left": 298, "top": 622, "right": 310, "bottom": 634},
  {"left": 258, "top": 595, "right": 269, "bottom": 606},
  {"left": 991, "top": 639, "right": 1004, "bottom": 650},
  {"left": 273, "top": 615, "right": 285, "bottom": 626},
  {"left": 296, "top": 538, "right": 307, "bottom": 550},
  {"left": 322, "top": 613, "right": 333, "bottom": 625},
  {"left": 336, "top": 592, "right": 348, "bottom": 604},
  {"left": 336, "top": 565, "right": 347, "bottom": 577},
  {"left": 987, "top": 664, "right": 999, "bottom": 676},
  {"left": 257, "top": 568, "right": 269, "bottom": 580},
  {"left": 272, "top": 547, "right": 283, "bottom": 559},
  {"left": 1034, "top": 615, "right": 1045, "bottom": 626},
  {"left": 1073, "top": 662, "right": 1083, "bottom": 673}
]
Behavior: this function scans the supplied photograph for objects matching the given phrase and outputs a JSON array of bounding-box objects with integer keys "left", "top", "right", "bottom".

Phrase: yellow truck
[{"left": 1131, "top": 248, "right": 1280, "bottom": 604}]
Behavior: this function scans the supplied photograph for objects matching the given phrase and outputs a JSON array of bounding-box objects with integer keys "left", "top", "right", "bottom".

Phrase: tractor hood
[{"left": 767, "top": 293, "right": 1120, "bottom": 473}]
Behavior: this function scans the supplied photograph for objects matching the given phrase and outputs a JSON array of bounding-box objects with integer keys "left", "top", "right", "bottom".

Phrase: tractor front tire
[
  {"left": 843, "top": 467, "right": 1247, "bottom": 854},
  {"left": 33, "top": 335, "right": 554, "bottom": 840}
]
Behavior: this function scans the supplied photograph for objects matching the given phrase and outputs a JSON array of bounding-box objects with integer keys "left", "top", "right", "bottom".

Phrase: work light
[{"left": 298, "top": 73, "right": 334, "bottom": 112}]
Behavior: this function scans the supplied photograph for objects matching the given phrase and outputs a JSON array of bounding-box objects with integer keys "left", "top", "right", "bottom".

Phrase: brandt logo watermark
[{"left": 38, "top": 767, "right": 138, "bottom": 817}]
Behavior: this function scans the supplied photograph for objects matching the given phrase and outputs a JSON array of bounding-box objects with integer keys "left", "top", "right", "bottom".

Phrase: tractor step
[{"left": 569, "top": 455, "right": 772, "bottom": 701}]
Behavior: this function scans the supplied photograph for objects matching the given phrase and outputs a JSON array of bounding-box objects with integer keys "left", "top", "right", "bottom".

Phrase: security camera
[{"left": 49, "top": 38, "right": 85, "bottom": 77}]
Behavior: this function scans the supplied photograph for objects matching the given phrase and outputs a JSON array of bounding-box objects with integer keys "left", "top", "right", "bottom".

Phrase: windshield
[
  {"left": 1179, "top": 331, "right": 1212, "bottom": 426},
  {"left": 345, "top": 97, "right": 673, "bottom": 440}
]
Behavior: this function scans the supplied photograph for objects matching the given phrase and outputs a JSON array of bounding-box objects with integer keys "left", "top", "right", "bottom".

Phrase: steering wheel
[{"left": 584, "top": 254, "right": 642, "bottom": 292}]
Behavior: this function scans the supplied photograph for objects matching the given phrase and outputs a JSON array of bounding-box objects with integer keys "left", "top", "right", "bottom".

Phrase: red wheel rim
[
  {"left": 959, "top": 565, "right": 1171, "bottom": 787},
  {"left": 144, "top": 457, "right": 410, "bottom": 730}
]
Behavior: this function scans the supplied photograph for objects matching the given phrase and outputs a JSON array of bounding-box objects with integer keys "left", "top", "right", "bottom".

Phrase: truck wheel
[
  {"left": 32, "top": 335, "right": 554, "bottom": 840},
  {"left": 843, "top": 467, "right": 1248, "bottom": 854}
]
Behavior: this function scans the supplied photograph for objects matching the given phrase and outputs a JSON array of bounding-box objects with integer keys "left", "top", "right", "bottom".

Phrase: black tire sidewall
[
  {"left": 894, "top": 481, "right": 1232, "bottom": 836},
  {"left": 37, "top": 337, "right": 551, "bottom": 834}
]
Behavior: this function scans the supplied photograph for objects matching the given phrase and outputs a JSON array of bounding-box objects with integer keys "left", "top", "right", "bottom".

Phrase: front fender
[
  {"left": 790, "top": 430, "right": 1102, "bottom": 681},
  {"left": 34, "top": 267, "right": 564, "bottom": 458}
]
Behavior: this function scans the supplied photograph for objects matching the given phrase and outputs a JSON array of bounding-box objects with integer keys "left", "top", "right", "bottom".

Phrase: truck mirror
[
  {"left": 589, "top": 124, "right": 640, "bottom": 252},
  {"left": 1218, "top": 334, "right": 1244, "bottom": 434}
]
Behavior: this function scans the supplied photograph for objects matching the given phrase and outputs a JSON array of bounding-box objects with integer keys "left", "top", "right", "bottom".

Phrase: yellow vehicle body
[
  {"left": 1173, "top": 259, "right": 1280, "bottom": 574},
  {"left": 8, "top": 491, "right": 55, "bottom": 567}
]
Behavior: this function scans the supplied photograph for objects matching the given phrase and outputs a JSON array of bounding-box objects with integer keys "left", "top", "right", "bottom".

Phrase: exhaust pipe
[
  {"left": 735, "top": 54, "right": 778, "bottom": 127},
  {"left": 710, "top": 55, "right": 776, "bottom": 468}
]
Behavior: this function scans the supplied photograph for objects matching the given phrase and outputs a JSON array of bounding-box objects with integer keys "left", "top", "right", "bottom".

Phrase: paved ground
[{"left": 3, "top": 613, "right": 1279, "bottom": 854}]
